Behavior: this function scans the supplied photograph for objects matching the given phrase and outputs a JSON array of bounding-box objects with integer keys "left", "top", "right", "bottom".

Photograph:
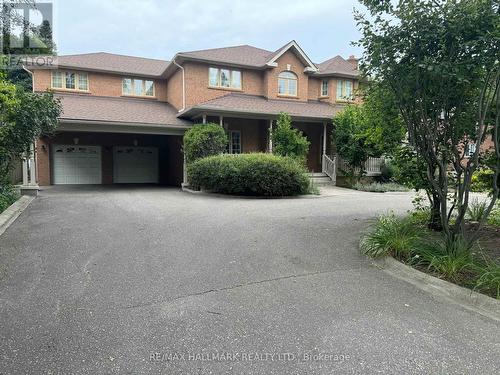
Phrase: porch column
[
  {"left": 202, "top": 114, "right": 207, "bottom": 124},
  {"left": 183, "top": 154, "right": 188, "bottom": 186},
  {"left": 29, "top": 142, "right": 37, "bottom": 185},
  {"left": 219, "top": 115, "right": 223, "bottom": 127},
  {"left": 322, "top": 122, "right": 327, "bottom": 156},
  {"left": 22, "top": 155, "right": 29, "bottom": 186},
  {"left": 268, "top": 119, "right": 273, "bottom": 153}
]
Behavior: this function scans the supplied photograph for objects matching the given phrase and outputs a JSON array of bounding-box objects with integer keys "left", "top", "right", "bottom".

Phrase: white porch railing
[
  {"left": 322, "top": 154, "right": 337, "bottom": 185},
  {"left": 337, "top": 156, "right": 384, "bottom": 176}
]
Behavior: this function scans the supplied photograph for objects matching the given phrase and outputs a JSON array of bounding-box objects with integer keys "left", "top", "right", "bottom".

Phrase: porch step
[{"left": 310, "top": 172, "right": 333, "bottom": 185}]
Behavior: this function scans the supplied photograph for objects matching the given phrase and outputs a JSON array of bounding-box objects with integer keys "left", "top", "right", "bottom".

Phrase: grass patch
[
  {"left": 353, "top": 182, "right": 409, "bottom": 193},
  {"left": 0, "top": 185, "right": 19, "bottom": 214}
]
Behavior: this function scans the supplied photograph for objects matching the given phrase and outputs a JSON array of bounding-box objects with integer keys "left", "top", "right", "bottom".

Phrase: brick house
[{"left": 28, "top": 40, "right": 360, "bottom": 187}]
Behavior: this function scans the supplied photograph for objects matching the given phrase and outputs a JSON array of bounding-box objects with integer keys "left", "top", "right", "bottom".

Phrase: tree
[
  {"left": 333, "top": 105, "right": 369, "bottom": 183},
  {"left": 183, "top": 123, "right": 228, "bottom": 164},
  {"left": 0, "top": 76, "right": 61, "bottom": 185},
  {"left": 271, "top": 112, "right": 310, "bottom": 163},
  {"left": 356, "top": 0, "right": 499, "bottom": 244},
  {"left": 333, "top": 84, "right": 405, "bottom": 184}
]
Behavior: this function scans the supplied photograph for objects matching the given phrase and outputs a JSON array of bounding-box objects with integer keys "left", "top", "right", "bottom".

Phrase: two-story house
[{"left": 28, "top": 40, "right": 359, "bottom": 186}]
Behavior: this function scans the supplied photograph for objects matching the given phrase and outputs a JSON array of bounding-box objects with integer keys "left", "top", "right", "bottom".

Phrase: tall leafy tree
[
  {"left": 0, "top": 76, "right": 61, "bottom": 185},
  {"left": 355, "top": 0, "right": 499, "bottom": 244},
  {"left": 272, "top": 112, "right": 310, "bottom": 163}
]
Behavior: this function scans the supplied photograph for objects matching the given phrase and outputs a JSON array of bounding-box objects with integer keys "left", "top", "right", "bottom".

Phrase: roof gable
[
  {"left": 265, "top": 41, "right": 318, "bottom": 73},
  {"left": 315, "top": 55, "right": 358, "bottom": 77}
]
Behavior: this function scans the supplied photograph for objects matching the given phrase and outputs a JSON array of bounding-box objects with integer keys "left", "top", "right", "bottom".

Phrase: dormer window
[
  {"left": 278, "top": 71, "right": 297, "bottom": 96},
  {"left": 122, "top": 78, "right": 155, "bottom": 97},
  {"left": 51, "top": 71, "right": 88, "bottom": 91},
  {"left": 208, "top": 67, "right": 242, "bottom": 89}
]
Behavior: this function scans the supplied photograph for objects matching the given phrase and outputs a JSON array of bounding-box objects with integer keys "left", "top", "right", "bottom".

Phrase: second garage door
[{"left": 113, "top": 147, "right": 159, "bottom": 183}]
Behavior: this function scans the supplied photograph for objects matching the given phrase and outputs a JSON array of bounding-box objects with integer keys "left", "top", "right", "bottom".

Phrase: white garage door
[
  {"left": 53, "top": 145, "right": 102, "bottom": 184},
  {"left": 113, "top": 147, "right": 159, "bottom": 183}
]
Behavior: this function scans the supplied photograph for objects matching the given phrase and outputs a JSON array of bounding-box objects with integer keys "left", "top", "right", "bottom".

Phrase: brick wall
[{"left": 33, "top": 69, "right": 168, "bottom": 102}]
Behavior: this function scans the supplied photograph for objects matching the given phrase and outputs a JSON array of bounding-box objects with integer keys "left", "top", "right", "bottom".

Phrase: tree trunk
[{"left": 428, "top": 193, "right": 443, "bottom": 231}]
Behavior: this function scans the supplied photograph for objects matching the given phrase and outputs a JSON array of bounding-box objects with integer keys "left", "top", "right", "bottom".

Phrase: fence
[{"left": 336, "top": 156, "right": 384, "bottom": 177}]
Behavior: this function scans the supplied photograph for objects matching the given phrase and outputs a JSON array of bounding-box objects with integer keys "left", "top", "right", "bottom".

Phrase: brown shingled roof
[
  {"left": 56, "top": 94, "right": 191, "bottom": 127},
  {"left": 177, "top": 45, "right": 274, "bottom": 67},
  {"left": 45, "top": 52, "right": 170, "bottom": 77},
  {"left": 179, "top": 93, "right": 342, "bottom": 121},
  {"left": 315, "top": 55, "right": 359, "bottom": 77}
]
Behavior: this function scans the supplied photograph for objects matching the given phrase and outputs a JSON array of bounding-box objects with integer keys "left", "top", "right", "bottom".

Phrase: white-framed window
[
  {"left": 278, "top": 71, "right": 298, "bottom": 96},
  {"left": 208, "top": 67, "right": 242, "bottom": 89},
  {"left": 228, "top": 130, "right": 241, "bottom": 154},
  {"left": 122, "top": 78, "right": 155, "bottom": 97},
  {"left": 336, "top": 79, "right": 353, "bottom": 100},
  {"left": 51, "top": 71, "right": 89, "bottom": 91},
  {"left": 465, "top": 143, "right": 477, "bottom": 157},
  {"left": 321, "top": 80, "right": 329, "bottom": 96}
]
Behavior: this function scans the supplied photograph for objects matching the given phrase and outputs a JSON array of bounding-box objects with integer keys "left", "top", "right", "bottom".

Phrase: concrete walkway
[{"left": 0, "top": 186, "right": 498, "bottom": 374}]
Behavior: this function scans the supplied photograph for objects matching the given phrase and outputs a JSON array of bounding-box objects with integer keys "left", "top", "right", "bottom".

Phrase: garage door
[
  {"left": 53, "top": 145, "right": 102, "bottom": 184},
  {"left": 113, "top": 147, "right": 159, "bottom": 183}
]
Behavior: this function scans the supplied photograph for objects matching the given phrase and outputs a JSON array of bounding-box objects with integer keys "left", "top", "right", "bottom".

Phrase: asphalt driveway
[{"left": 0, "top": 186, "right": 499, "bottom": 374}]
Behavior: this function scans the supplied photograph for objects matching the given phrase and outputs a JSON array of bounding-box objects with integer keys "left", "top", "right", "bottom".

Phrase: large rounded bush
[
  {"left": 183, "top": 123, "right": 228, "bottom": 163},
  {"left": 188, "top": 153, "right": 310, "bottom": 196}
]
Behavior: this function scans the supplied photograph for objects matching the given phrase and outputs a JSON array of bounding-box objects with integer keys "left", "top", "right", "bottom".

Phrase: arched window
[{"left": 278, "top": 71, "right": 298, "bottom": 96}]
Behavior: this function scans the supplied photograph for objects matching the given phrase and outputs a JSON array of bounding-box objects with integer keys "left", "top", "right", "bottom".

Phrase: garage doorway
[
  {"left": 113, "top": 146, "right": 159, "bottom": 183},
  {"left": 52, "top": 145, "right": 102, "bottom": 184}
]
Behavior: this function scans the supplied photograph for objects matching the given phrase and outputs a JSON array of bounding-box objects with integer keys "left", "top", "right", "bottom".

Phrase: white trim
[
  {"left": 266, "top": 41, "right": 318, "bottom": 72},
  {"left": 228, "top": 130, "right": 241, "bottom": 154}
]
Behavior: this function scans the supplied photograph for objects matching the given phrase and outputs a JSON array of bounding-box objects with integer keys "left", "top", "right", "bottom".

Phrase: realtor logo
[{"left": 0, "top": 0, "right": 55, "bottom": 55}]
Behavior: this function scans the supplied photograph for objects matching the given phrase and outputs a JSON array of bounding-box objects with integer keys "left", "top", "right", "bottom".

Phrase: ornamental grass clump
[{"left": 360, "top": 214, "right": 420, "bottom": 260}]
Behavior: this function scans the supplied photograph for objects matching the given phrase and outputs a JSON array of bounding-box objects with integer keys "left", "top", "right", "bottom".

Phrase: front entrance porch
[{"left": 204, "top": 115, "right": 333, "bottom": 173}]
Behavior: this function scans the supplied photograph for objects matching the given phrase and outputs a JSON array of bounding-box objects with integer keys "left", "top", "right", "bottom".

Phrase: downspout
[{"left": 172, "top": 58, "right": 185, "bottom": 112}]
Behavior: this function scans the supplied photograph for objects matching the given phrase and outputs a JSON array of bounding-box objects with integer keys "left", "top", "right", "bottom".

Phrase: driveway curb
[
  {"left": 373, "top": 257, "right": 500, "bottom": 322},
  {"left": 0, "top": 196, "right": 34, "bottom": 237},
  {"left": 181, "top": 186, "right": 321, "bottom": 199}
]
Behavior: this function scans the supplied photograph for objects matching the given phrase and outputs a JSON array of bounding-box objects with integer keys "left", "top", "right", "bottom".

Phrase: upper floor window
[
  {"left": 321, "top": 80, "right": 329, "bottom": 96},
  {"left": 208, "top": 67, "right": 242, "bottom": 89},
  {"left": 336, "top": 79, "right": 353, "bottom": 100},
  {"left": 122, "top": 78, "right": 155, "bottom": 97},
  {"left": 278, "top": 71, "right": 297, "bottom": 96},
  {"left": 51, "top": 71, "right": 88, "bottom": 91}
]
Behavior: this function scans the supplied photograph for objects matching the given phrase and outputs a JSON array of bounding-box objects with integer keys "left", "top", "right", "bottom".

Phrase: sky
[{"left": 51, "top": 0, "right": 364, "bottom": 63}]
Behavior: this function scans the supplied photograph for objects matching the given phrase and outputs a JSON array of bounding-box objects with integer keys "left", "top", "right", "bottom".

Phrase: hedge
[
  {"left": 188, "top": 153, "right": 311, "bottom": 196},
  {"left": 183, "top": 123, "right": 227, "bottom": 163},
  {"left": 0, "top": 184, "right": 19, "bottom": 214}
]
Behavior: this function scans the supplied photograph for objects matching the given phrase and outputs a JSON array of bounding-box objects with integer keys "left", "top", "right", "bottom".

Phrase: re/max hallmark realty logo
[{"left": 0, "top": 0, "right": 56, "bottom": 69}]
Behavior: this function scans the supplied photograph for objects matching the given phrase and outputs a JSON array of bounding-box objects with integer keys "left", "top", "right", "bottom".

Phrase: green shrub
[
  {"left": 487, "top": 204, "right": 500, "bottom": 227},
  {"left": 471, "top": 169, "right": 494, "bottom": 193},
  {"left": 0, "top": 184, "right": 19, "bottom": 213},
  {"left": 271, "top": 112, "right": 309, "bottom": 163},
  {"left": 353, "top": 182, "right": 409, "bottom": 192},
  {"left": 188, "top": 153, "right": 310, "bottom": 196},
  {"left": 183, "top": 123, "right": 228, "bottom": 163},
  {"left": 361, "top": 214, "right": 421, "bottom": 259}
]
